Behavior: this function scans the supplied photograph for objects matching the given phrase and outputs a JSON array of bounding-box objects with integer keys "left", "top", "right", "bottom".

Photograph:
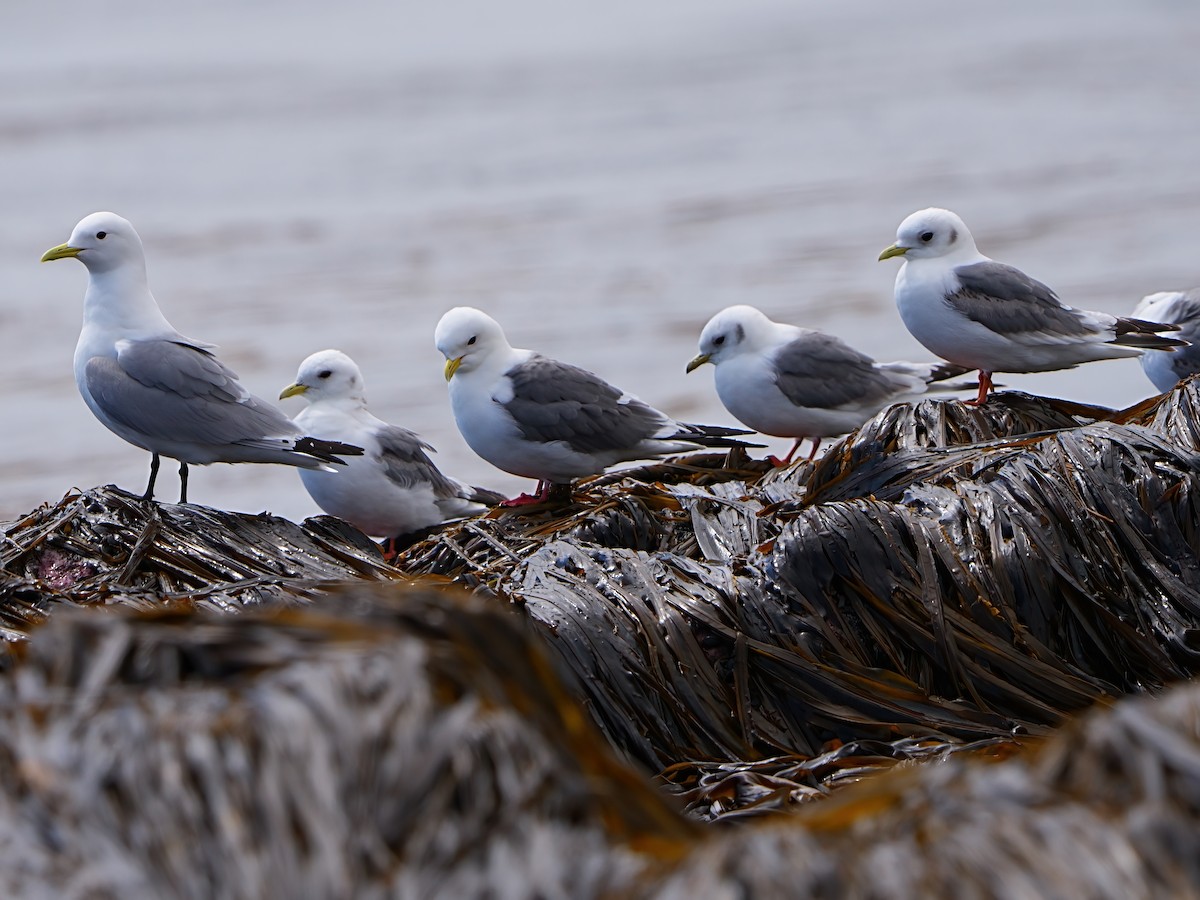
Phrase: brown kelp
[
  {"left": 0, "top": 485, "right": 398, "bottom": 624},
  {"left": 399, "top": 384, "right": 1200, "bottom": 772},
  {"left": 0, "top": 589, "right": 689, "bottom": 897},
  {"left": 3, "top": 383, "right": 1200, "bottom": 819},
  {"left": 655, "top": 681, "right": 1200, "bottom": 898},
  {"left": 0, "top": 588, "right": 1198, "bottom": 897}
]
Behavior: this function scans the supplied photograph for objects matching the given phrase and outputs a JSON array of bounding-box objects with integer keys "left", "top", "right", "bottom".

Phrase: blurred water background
[{"left": 3, "top": 0, "right": 1200, "bottom": 522}]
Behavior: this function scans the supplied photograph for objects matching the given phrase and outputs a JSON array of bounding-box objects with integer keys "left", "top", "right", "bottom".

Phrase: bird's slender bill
[
  {"left": 878, "top": 244, "right": 908, "bottom": 261},
  {"left": 685, "top": 353, "right": 711, "bottom": 373},
  {"left": 279, "top": 382, "right": 308, "bottom": 400},
  {"left": 41, "top": 243, "right": 83, "bottom": 262},
  {"left": 444, "top": 357, "right": 463, "bottom": 381}
]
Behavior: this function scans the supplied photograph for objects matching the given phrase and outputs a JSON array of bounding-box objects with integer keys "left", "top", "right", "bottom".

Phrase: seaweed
[
  {"left": 1, "top": 485, "right": 399, "bottom": 620},
  {"left": 0, "top": 589, "right": 1199, "bottom": 897},
  {"left": 3, "top": 383, "right": 1200, "bottom": 833},
  {"left": 395, "top": 385, "right": 1200, "bottom": 771}
]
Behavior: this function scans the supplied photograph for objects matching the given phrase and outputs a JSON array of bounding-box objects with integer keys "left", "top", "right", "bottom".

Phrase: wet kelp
[
  {"left": 400, "top": 383, "right": 1200, "bottom": 773},
  {"left": 0, "top": 485, "right": 398, "bottom": 624},
  {"left": 4, "top": 383, "right": 1200, "bottom": 827},
  {"left": 0, "top": 589, "right": 688, "bottom": 898},
  {"left": 657, "top": 681, "right": 1200, "bottom": 899},
  {"left": 0, "top": 590, "right": 1199, "bottom": 898}
]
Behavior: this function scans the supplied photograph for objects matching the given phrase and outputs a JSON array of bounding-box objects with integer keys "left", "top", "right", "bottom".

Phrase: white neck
[
  {"left": 318, "top": 393, "right": 369, "bottom": 414},
  {"left": 81, "top": 261, "right": 176, "bottom": 338}
]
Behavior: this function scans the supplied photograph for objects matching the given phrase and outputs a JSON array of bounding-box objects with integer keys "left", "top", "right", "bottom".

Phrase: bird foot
[
  {"left": 963, "top": 372, "right": 994, "bottom": 406},
  {"left": 500, "top": 481, "right": 573, "bottom": 508},
  {"left": 501, "top": 492, "right": 549, "bottom": 508}
]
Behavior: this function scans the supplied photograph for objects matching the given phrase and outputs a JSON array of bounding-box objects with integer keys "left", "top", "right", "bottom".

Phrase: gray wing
[
  {"left": 950, "top": 261, "right": 1093, "bottom": 338},
  {"left": 375, "top": 425, "right": 464, "bottom": 501},
  {"left": 502, "top": 355, "right": 666, "bottom": 455},
  {"left": 86, "top": 339, "right": 300, "bottom": 448},
  {"left": 1164, "top": 343, "right": 1200, "bottom": 384},
  {"left": 1150, "top": 289, "right": 1200, "bottom": 330},
  {"left": 1165, "top": 291, "right": 1200, "bottom": 379},
  {"left": 773, "top": 332, "right": 905, "bottom": 409},
  {"left": 1158, "top": 294, "right": 1200, "bottom": 381}
]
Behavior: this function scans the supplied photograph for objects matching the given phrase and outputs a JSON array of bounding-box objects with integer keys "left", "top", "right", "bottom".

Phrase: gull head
[
  {"left": 41, "top": 211, "right": 144, "bottom": 273},
  {"left": 688, "top": 304, "right": 776, "bottom": 372},
  {"left": 280, "top": 349, "right": 366, "bottom": 405},
  {"left": 879, "top": 207, "right": 977, "bottom": 262},
  {"left": 436, "top": 306, "right": 508, "bottom": 381}
]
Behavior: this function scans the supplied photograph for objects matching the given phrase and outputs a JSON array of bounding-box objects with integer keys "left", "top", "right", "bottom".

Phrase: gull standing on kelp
[
  {"left": 879, "top": 208, "right": 1184, "bottom": 405},
  {"left": 1130, "top": 289, "right": 1200, "bottom": 392},
  {"left": 687, "top": 304, "right": 972, "bottom": 464},
  {"left": 280, "top": 349, "right": 503, "bottom": 547},
  {"left": 41, "top": 212, "right": 361, "bottom": 503},
  {"left": 435, "top": 306, "right": 758, "bottom": 505}
]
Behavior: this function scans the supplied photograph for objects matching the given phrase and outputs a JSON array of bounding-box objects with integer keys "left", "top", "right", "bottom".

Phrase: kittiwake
[
  {"left": 878, "top": 208, "right": 1184, "bottom": 405},
  {"left": 41, "top": 211, "right": 362, "bottom": 503},
  {"left": 1130, "top": 289, "right": 1200, "bottom": 392},
  {"left": 280, "top": 349, "right": 503, "bottom": 544},
  {"left": 434, "top": 306, "right": 757, "bottom": 505},
  {"left": 686, "top": 304, "right": 971, "bottom": 464}
]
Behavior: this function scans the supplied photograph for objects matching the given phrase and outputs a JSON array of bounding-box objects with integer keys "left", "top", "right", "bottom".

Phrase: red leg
[
  {"left": 769, "top": 438, "right": 805, "bottom": 467},
  {"left": 805, "top": 437, "right": 822, "bottom": 461},
  {"left": 382, "top": 537, "right": 400, "bottom": 564},
  {"left": 501, "top": 480, "right": 554, "bottom": 507},
  {"left": 963, "top": 371, "right": 993, "bottom": 407}
]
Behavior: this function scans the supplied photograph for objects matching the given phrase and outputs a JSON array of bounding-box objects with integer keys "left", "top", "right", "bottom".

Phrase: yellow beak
[
  {"left": 686, "top": 353, "right": 711, "bottom": 373},
  {"left": 444, "top": 356, "right": 462, "bottom": 381},
  {"left": 878, "top": 244, "right": 909, "bottom": 261},
  {"left": 278, "top": 382, "right": 308, "bottom": 400},
  {"left": 41, "top": 243, "right": 83, "bottom": 262}
]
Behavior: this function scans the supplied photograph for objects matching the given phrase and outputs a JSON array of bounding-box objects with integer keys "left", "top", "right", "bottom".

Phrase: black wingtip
[
  {"left": 1116, "top": 316, "right": 1181, "bottom": 335},
  {"left": 673, "top": 422, "right": 766, "bottom": 449},
  {"left": 928, "top": 362, "right": 975, "bottom": 383},
  {"left": 1111, "top": 317, "right": 1188, "bottom": 350},
  {"left": 469, "top": 486, "right": 509, "bottom": 507},
  {"left": 295, "top": 437, "right": 365, "bottom": 466}
]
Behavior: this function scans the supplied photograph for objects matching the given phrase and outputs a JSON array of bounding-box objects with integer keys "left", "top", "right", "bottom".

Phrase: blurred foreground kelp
[{"left": 0, "top": 591, "right": 1198, "bottom": 898}]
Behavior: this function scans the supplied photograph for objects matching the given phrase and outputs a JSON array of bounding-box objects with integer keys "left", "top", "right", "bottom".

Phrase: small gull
[
  {"left": 280, "top": 349, "right": 503, "bottom": 547},
  {"left": 1130, "top": 289, "right": 1200, "bottom": 392},
  {"left": 434, "top": 306, "right": 757, "bottom": 505},
  {"left": 879, "top": 208, "right": 1184, "bottom": 405},
  {"left": 686, "top": 304, "right": 971, "bottom": 464},
  {"left": 41, "top": 212, "right": 362, "bottom": 503}
]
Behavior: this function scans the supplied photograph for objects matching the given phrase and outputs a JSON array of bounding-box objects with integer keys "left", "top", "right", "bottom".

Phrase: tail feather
[
  {"left": 927, "top": 362, "right": 975, "bottom": 383},
  {"left": 1114, "top": 317, "right": 1187, "bottom": 349},
  {"left": 294, "top": 436, "right": 365, "bottom": 466},
  {"left": 670, "top": 422, "right": 764, "bottom": 449},
  {"left": 465, "top": 485, "right": 507, "bottom": 506}
]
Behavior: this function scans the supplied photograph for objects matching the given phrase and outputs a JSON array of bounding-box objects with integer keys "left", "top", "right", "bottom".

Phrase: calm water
[{"left": 4, "top": 0, "right": 1200, "bottom": 522}]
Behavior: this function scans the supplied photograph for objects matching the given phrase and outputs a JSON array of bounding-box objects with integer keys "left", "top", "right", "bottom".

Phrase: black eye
[
  {"left": 467, "top": 336, "right": 477, "bottom": 345},
  {"left": 920, "top": 231, "right": 934, "bottom": 243},
  {"left": 713, "top": 335, "right": 726, "bottom": 346},
  {"left": 318, "top": 370, "right": 332, "bottom": 379},
  {"left": 96, "top": 231, "right": 107, "bottom": 240}
]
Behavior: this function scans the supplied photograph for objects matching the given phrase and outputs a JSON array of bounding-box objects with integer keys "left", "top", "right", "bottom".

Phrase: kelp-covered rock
[
  {"left": 1, "top": 485, "right": 397, "bottom": 626},
  {"left": 0, "top": 587, "right": 692, "bottom": 898},
  {"left": 1, "top": 589, "right": 1200, "bottom": 898},
  {"left": 677, "top": 683, "right": 1200, "bottom": 899},
  {"left": 4, "top": 383, "right": 1200, "bottom": 821},
  {"left": 399, "top": 384, "right": 1200, "bottom": 771}
]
